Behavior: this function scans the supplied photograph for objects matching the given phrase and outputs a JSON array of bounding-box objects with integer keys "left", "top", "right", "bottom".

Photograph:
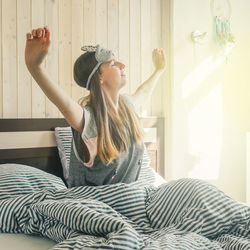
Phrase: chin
[{"left": 121, "top": 78, "right": 126, "bottom": 86}]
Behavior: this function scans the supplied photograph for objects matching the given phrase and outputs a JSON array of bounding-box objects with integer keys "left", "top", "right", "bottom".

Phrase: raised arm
[
  {"left": 131, "top": 48, "right": 166, "bottom": 111},
  {"left": 25, "top": 27, "right": 84, "bottom": 133}
]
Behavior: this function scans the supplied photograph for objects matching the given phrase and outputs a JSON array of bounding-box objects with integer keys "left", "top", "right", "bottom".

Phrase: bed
[
  {"left": 0, "top": 117, "right": 165, "bottom": 180},
  {"left": 0, "top": 117, "right": 165, "bottom": 249},
  {"left": 0, "top": 118, "right": 249, "bottom": 250}
]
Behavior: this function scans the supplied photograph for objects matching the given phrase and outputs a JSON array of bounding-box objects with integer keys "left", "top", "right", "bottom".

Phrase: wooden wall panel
[
  {"left": 31, "top": 0, "right": 45, "bottom": 118},
  {"left": 151, "top": 0, "right": 162, "bottom": 116},
  {"left": 0, "top": 0, "right": 2, "bottom": 117},
  {"left": 17, "top": 0, "right": 32, "bottom": 118},
  {"left": 58, "top": 0, "right": 72, "bottom": 118},
  {"left": 161, "top": 0, "right": 171, "bottom": 179},
  {"left": 83, "top": 0, "right": 96, "bottom": 45},
  {"left": 2, "top": 0, "right": 17, "bottom": 118},
  {"left": 45, "top": 0, "right": 59, "bottom": 118},
  {"left": 140, "top": 0, "right": 151, "bottom": 115},
  {"left": 81, "top": 0, "right": 96, "bottom": 101},
  {"left": 72, "top": 0, "right": 85, "bottom": 104},
  {"left": 96, "top": 0, "right": 108, "bottom": 48},
  {"left": 0, "top": 0, "right": 167, "bottom": 118},
  {"left": 119, "top": 0, "right": 130, "bottom": 94},
  {"left": 129, "top": 0, "right": 141, "bottom": 94},
  {"left": 108, "top": 0, "right": 119, "bottom": 57}
]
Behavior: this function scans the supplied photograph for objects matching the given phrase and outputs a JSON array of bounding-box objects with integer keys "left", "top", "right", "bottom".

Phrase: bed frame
[{"left": 0, "top": 117, "right": 165, "bottom": 181}]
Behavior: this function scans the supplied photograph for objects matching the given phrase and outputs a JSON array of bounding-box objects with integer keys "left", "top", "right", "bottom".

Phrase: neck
[{"left": 103, "top": 88, "right": 120, "bottom": 114}]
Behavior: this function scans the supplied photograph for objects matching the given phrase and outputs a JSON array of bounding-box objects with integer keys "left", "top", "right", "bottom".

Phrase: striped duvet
[{"left": 0, "top": 178, "right": 249, "bottom": 249}]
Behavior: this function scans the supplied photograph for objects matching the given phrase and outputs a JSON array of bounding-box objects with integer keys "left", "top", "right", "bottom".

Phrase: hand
[
  {"left": 25, "top": 27, "right": 51, "bottom": 69},
  {"left": 152, "top": 48, "right": 166, "bottom": 72}
]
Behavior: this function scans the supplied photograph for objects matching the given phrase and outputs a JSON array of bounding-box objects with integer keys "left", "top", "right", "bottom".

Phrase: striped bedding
[
  {"left": 0, "top": 164, "right": 66, "bottom": 200},
  {"left": 0, "top": 178, "right": 249, "bottom": 249}
]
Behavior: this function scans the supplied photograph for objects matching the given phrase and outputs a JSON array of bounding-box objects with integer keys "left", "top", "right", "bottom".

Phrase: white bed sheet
[{"left": 0, "top": 233, "right": 56, "bottom": 250}]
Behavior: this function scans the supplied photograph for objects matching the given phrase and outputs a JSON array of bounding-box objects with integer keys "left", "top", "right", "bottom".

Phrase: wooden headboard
[{"left": 0, "top": 117, "right": 164, "bottom": 180}]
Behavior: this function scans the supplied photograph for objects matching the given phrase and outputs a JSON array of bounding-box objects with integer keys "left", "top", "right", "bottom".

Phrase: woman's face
[{"left": 99, "top": 58, "right": 126, "bottom": 92}]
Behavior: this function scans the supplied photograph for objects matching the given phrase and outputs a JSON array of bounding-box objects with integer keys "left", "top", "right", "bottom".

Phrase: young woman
[
  {"left": 25, "top": 26, "right": 166, "bottom": 187},
  {"left": 25, "top": 27, "right": 249, "bottom": 249}
]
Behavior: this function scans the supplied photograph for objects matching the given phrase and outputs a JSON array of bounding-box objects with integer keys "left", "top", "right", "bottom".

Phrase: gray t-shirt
[{"left": 67, "top": 94, "right": 145, "bottom": 187}]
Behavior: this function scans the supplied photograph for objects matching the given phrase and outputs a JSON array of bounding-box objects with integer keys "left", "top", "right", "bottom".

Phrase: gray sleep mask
[{"left": 81, "top": 44, "right": 114, "bottom": 90}]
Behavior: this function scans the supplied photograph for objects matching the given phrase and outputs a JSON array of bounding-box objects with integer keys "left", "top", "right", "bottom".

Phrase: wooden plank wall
[
  {"left": 0, "top": 0, "right": 2, "bottom": 117},
  {"left": 0, "top": 0, "right": 168, "bottom": 118}
]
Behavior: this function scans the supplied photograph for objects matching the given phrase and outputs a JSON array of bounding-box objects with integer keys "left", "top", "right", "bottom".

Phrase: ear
[{"left": 99, "top": 76, "right": 103, "bottom": 84}]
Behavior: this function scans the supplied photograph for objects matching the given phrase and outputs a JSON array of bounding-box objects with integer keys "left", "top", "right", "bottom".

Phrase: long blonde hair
[
  {"left": 78, "top": 79, "right": 145, "bottom": 165},
  {"left": 74, "top": 52, "right": 144, "bottom": 165}
]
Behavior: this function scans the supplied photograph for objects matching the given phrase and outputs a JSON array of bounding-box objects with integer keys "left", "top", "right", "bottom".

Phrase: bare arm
[
  {"left": 131, "top": 48, "right": 166, "bottom": 110},
  {"left": 25, "top": 27, "right": 84, "bottom": 133}
]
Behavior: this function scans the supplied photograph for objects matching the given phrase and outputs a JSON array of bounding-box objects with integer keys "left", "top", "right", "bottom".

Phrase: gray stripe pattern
[
  {"left": 0, "top": 179, "right": 249, "bottom": 249},
  {"left": 0, "top": 164, "right": 66, "bottom": 200}
]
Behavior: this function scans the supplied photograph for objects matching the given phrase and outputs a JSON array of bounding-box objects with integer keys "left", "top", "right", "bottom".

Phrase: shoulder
[{"left": 121, "top": 93, "right": 136, "bottom": 111}]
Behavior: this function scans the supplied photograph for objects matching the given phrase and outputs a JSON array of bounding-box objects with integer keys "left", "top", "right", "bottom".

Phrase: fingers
[
  {"left": 44, "top": 26, "right": 50, "bottom": 40},
  {"left": 153, "top": 48, "right": 164, "bottom": 54},
  {"left": 27, "top": 27, "right": 50, "bottom": 40},
  {"left": 26, "top": 33, "right": 32, "bottom": 40},
  {"left": 152, "top": 48, "right": 166, "bottom": 63},
  {"left": 35, "top": 28, "right": 44, "bottom": 38},
  {"left": 32, "top": 29, "right": 36, "bottom": 37}
]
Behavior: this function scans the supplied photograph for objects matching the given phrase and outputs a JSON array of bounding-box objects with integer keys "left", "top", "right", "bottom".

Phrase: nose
[{"left": 119, "top": 62, "right": 125, "bottom": 70}]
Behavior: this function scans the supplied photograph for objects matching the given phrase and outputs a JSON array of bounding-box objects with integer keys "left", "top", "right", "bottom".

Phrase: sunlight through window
[
  {"left": 182, "top": 56, "right": 227, "bottom": 98},
  {"left": 187, "top": 83, "right": 223, "bottom": 180}
]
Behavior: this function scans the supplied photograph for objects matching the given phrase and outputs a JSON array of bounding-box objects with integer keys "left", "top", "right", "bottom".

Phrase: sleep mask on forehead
[{"left": 81, "top": 44, "right": 114, "bottom": 90}]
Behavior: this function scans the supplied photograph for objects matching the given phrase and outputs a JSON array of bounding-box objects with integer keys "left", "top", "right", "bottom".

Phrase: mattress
[{"left": 0, "top": 233, "right": 56, "bottom": 250}]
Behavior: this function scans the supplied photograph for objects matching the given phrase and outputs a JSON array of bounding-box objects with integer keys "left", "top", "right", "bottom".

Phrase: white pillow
[
  {"left": 54, "top": 126, "right": 72, "bottom": 181},
  {"left": 0, "top": 163, "right": 66, "bottom": 200}
]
